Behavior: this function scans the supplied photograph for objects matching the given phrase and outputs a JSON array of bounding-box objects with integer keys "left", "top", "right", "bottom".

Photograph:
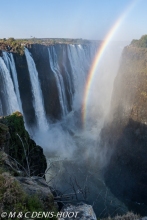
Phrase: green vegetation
[
  {"left": 0, "top": 37, "right": 94, "bottom": 55},
  {"left": 131, "top": 35, "right": 147, "bottom": 48},
  {"left": 0, "top": 111, "right": 47, "bottom": 177},
  {"left": 98, "top": 212, "right": 140, "bottom": 220},
  {"left": 0, "top": 122, "right": 9, "bottom": 150},
  {"left": 0, "top": 113, "right": 57, "bottom": 219},
  {"left": 0, "top": 112, "right": 32, "bottom": 176},
  {"left": 0, "top": 37, "right": 25, "bottom": 55},
  {"left": 0, "top": 173, "right": 57, "bottom": 220}
]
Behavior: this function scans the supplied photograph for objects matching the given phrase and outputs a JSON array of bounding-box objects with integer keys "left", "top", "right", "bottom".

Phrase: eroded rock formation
[
  {"left": 101, "top": 44, "right": 147, "bottom": 215},
  {"left": 0, "top": 111, "right": 47, "bottom": 177}
]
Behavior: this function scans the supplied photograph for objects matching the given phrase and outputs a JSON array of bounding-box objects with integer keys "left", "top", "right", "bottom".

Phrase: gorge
[{"left": 0, "top": 37, "right": 147, "bottom": 218}]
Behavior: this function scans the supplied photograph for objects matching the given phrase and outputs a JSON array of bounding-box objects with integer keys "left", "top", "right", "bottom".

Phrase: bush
[
  {"left": 0, "top": 173, "right": 57, "bottom": 219},
  {"left": 0, "top": 112, "right": 47, "bottom": 177},
  {"left": 100, "top": 212, "right": 140, "bottom": 220},
  {"left": 131, "top": 35, "right": 147, "bottom": 48}
]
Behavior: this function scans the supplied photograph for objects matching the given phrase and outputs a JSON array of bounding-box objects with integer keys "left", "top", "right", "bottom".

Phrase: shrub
[
  {"left": 131, "top": 35, "right": 147, "bottom": 48},
  {"left": 0, "top": 173, "right": 57, "bottom": 219}
]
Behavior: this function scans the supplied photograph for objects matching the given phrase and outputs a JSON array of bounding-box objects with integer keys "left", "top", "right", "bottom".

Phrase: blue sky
[{"left": 0, "top": 0, "right": 146, "bottom": 41}]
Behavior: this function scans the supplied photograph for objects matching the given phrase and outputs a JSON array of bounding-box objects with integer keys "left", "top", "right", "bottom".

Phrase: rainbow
[{"left": 82, "top": 0, "right": 138, "bottom": 128}]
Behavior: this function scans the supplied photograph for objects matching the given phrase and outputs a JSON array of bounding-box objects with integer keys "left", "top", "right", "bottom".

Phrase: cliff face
[
  {"left": 0, "top": 122, "right": 9, "bottom": 152},
  {"left": 0, "top": 42, "right": 96, "bottom": 129},
  {"left": 0, "top": 111, "right": 47, "bottom": 176},
  {"left": 0, "top": 43, "right": 75, "bottom": 125},
  {"left": 28, "top": 44, "right": 61, "bottom": 119},
  {"left": 111, "top": 46, "right": 147, "bottom": 124},
  {"left": 102, "top": 46, "right": 147, "bottom": 215},
  {"left": 13, "top": 44, "right": 61, "bottom": 124}
]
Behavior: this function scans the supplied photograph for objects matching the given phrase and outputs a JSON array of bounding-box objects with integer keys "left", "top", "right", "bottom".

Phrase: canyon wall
[{"left": 102, "top": 45, "right": 147, "bottom": 215}]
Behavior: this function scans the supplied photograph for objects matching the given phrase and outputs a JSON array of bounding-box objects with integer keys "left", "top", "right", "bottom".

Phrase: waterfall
[
  {"left": 9, "top": 53, "right": 23, "bottom": 113},
  {"left": 0, "top": 41, "right": 127, "bottom": 217},
  {"left": 62, "top": 47, "right": 74, "bottom": 108},
  {"left": 2, "top": 52, "right": 23, "bottom": 113},
  {"left": 67, "top": 44, "right": 96, "bottom": 110},
  {"left": 24, "top": 48, "right": 48, "bottom": 131},
  {"left": 0, "top": 57, "right": 19, "bottom": 115},
  {"left": 66, "top": 44, "right": 89, "bottom": 110},
  {"left": 47, "top": 44, "right": 95, "bottom": 115},
  {"left": 48, "top": 46, "right": 68, "bottom": 117},
  {"left": 2, "top": 51, "right": 11, "bottom": 72},
  {"left": 0, "top": 44, "right": 96, "bottom": 120}
]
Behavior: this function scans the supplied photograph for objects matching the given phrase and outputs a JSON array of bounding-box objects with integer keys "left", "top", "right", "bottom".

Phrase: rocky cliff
[
  {"left": 12, "top": 44, "right": 61, "bottom": 125},
  {"left": 101, "top": 40, "right": 147, "bottom": 215},
  {"left": 0, "top": 112, "right": 57, "bottom": 217},
  {"left": 0, "top": 42, "right": 74, "bottom": 125},
  {"left": 0, "top": 112, "right": 98, "bottom": 220},
  {"left": 0, "top": 111, "right": 47, "bottom": 177}
]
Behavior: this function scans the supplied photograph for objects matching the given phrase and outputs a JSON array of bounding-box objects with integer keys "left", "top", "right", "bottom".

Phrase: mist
[
  {"left": 0, "top": 38, "right": 130, "bottom": 216},
  {"left": 32, "top": 41, "right": 128, "bottom": 161},
  {"left": 27, "top": 41, "right": 129, "bottom": 166},
  {"left": 25, "top": 41, "right": 130, "bottom": 217}
]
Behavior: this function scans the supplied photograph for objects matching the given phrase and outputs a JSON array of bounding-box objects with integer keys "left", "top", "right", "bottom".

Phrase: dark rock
[
  {"left": 0, "top": 123, "right": 9, "bottom": 152},
  {"left": 29, "top": 44, "right": 62, "bottom": 120},
  {"left": 16, "top": 176, "right": 55, "bottom": 210},
  {"left": 13, "top": 44, "right": 65, "bottom": 122},
  {"left": 101, "top": 46, "right": 147, "bottom": 215},
  {"left": 0, "top": 112, "right": 47, "bottom": 177},
  {"left": 13, "top": 52, "right": 37, "bottom": 126},
  {"left": 58, "top": 203, "right": 97, "bottom": 220},
  {"left": 0, "top": 171, "right": 57, "bottom": 214}
]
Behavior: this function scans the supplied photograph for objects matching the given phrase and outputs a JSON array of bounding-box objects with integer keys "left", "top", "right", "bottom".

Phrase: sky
[{"left": 0, "top": 0, "right": 146, "bottom": 42}]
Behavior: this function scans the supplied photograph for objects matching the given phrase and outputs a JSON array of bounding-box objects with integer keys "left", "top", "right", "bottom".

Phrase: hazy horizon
[{"left": 0, "top": 0, "right": 147, "bottom": 42}]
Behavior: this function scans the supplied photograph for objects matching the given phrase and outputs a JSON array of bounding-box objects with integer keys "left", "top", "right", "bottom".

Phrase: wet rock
[
  {"left": 0, "top": 112, "right": 47, "bottom": 177},
  {"left": 16, "top": 176, "right": 55, "bottom": 210},
  {"left": 58, "top": 203, "right": 97, "bottom": 220},
  {"left": 101, "top": 45, "right": 147, "bottom": 215},
  {"left": 0, "top": 123, "right": 9, "bottom": 153}
]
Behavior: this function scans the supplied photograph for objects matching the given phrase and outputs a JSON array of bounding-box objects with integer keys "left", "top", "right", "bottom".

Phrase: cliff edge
[{"left": 101, "top": 36, "right": 147, "bottom": 215}]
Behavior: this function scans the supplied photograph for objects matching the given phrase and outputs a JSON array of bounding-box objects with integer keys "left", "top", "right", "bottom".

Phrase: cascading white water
[
  {"left": 9, "top": 53, "right": 23, "bottom": 113},
  {"left": 2, "top": 51, "right": 11, "bottom": 72},
  {"left": 0, "top": 57, "right": 19, "bottom": 115},
  {"left": 2, "top": 52, "right": 23, "bottom": 113},
  {"left": 77, "top": 45, "right": 90, "bottom": 73},
  {"left": 24, "top": 48, "right": 48, "bottom": 131},
  {"left": 44, "top": 42, "right": 129, "bottom": 218},
  {"left": 0, "top": 42, "right": 128, "bottom": 217},
  {"left": 66, "top": 44, "right": 96, "bottom": 110},
  {"left": 62, "top": 47, "right": 74, "bottom": 106},
  {"left": 48, "top": 46, "right": 68, "bottom": 117},
  {"left": 67, "top": 45, "right": 83, "bottom": 110}
]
